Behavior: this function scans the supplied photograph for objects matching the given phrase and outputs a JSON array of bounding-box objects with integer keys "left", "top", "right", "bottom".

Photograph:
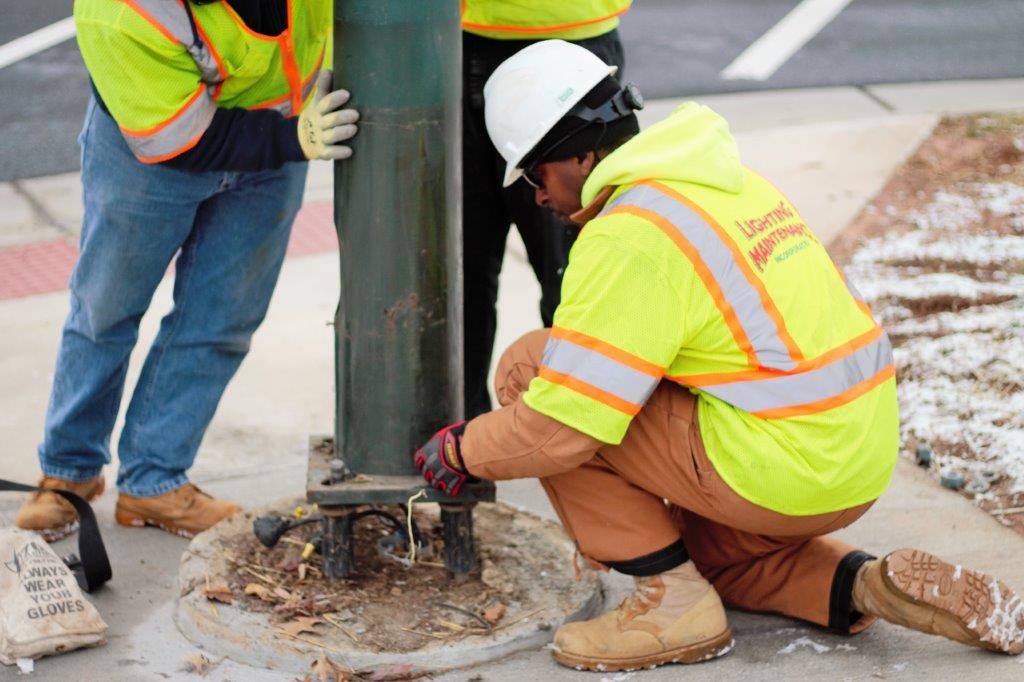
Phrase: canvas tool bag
[{"left": 0, "top": 479, "right": 111, "bottom": 664}]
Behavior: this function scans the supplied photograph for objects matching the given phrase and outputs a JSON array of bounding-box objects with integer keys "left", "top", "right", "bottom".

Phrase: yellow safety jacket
[
  {"left": 461, "top": 0, "right": 632, "bottom": 41},
  {"left": 522, "top": 103, "right": 899, "bottom": 516},
  {"left": 74, "top": 0, "right": 330, "bottom": 163}
]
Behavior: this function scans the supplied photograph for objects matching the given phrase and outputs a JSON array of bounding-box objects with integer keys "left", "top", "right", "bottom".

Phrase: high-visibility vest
[
  {"left": 461, "top": 0, "right": 632, "bottom": 41},
  {"left": 75, "top": 0, "right": 330, "bottom": 163},
  {"left": 523, "top": 142, "right": 898, "bottom": 515},
  {"left": 599, "top": 179, "right": 895, "bottom": 418}
]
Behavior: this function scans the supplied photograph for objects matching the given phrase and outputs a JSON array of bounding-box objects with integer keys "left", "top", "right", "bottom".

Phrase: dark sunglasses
[{"left": 522, "top": 166, "right": 545, "bottom": 190}]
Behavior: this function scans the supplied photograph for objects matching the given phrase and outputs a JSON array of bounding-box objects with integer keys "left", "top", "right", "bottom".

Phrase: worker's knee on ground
[{"left": 493, "top": 328, "right": 549, "bottom": 406}]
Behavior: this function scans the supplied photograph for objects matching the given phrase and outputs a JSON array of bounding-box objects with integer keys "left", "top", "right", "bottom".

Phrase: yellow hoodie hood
[{"left": 580, "top": 102, "right": 745, "bottom": 207}]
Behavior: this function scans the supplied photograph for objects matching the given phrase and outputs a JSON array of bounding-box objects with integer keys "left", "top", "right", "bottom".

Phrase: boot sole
[
  {"left": 115, "top": 508, "right": 196, "bottom": 539},
  {"left": 552, "top": 627, "right": 734, "bottom": 672},
  {"left": 882, "top": 549, "right": 1024, "bottom": 654},
  {"left": 38, "top": 520, "right": 79, "bottom": 543}
]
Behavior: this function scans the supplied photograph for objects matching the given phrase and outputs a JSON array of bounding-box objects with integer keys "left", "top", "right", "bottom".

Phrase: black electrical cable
[
  {"left": 349, "top": 508, "right": 425, "bottom": 548},
  {"left": 255, "top": 506, "right": 427, "bottom": 551}
]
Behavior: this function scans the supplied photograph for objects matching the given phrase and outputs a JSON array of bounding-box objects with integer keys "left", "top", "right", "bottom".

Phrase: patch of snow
[
  {"left": 848, "top": 178, "right": 1024, "bottom": 496},
  {"left": 777, "top": 637, "right": 832, "bottom": 655},
  {"left": 834, "top": 643, "right": 857, "bottom": 651},
  {"left": 854, "top": 270, "right": 1023, "bottom": 304},
  {"left": 16, "top": 659, "right": 34, "bottom": 674},
  {"left": 907, "top": 182, "right": 1024, "bottom": 233},
  {"left": 886, "top": 304, "right": 1022, "bottom": 337},
  {"left": 851, "top": 230, "right": 1024, "bottom": 267},
  {"left": 911, "top": 191, "right": 982, "bottom": 231},
  {"left": 974, "top": 182, "right": 1024, "bottom": 217}
]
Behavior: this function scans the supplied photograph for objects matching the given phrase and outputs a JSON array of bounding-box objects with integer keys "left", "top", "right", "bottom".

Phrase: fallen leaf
[
  {"left": 304, "top": 653, "right": 352, "bottom": 682},
  {"left": 360, "top": 663, "right": 425, "bottom": 680},
  {"left": 244, "top": 583, "right": 272, "bottom": 600},
  {"left": 180, "top": 652, "right": 219, "bottom": 676},
  {"left": 201, "top": 582, "right": 233, "bottom": 604},
  {"left": 277, "top": 554, "right": 302, "bottom": 572},
  {"left": 279, "top": 615, "right": 326, "bottom": 638},
  {"left": 349, "top": 473, "right": 374, "bottom": 483},
  {"left": 274, "top": 586, "right": 293, "bottom": 600},
  {"left": 298, "top": 563, "right": 308, "bottom": 581},
  {"left": 482, "top": 602, "right": 507, "bottom": 625}
]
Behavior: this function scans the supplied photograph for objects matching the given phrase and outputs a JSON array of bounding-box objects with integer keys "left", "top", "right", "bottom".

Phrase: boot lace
[{"left": 620, "top": 576, "right": 664, "bottom": 621}]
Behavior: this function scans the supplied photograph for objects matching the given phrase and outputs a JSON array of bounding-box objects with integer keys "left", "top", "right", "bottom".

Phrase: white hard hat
[{"left": 484, "top": 40, "right": 618, "bottom": 188}]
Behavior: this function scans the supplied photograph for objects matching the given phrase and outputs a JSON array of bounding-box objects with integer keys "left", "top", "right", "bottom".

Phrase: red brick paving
[{"left": 0, "top": 200, "right": 336, "bottom": 301}]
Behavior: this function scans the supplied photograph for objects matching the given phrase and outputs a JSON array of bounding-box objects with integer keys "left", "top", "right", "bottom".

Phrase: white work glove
[{"left": 298, "top": 70, "right": 359, "bottom": 160}]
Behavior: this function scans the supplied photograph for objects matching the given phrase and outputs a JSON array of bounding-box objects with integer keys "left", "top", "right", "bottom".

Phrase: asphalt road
[{"left": 1, "top": 0, "right": 1023, "bottom": 181}]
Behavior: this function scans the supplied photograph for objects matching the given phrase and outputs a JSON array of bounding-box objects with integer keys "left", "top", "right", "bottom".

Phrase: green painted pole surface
[{"left": 333, "top": 1, "right": 463, "bottom": 476}]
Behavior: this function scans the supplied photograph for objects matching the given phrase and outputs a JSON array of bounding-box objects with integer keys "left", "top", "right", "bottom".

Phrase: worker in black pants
[{"left": 462, "top": 28, "right": 626, "bottom": 418}]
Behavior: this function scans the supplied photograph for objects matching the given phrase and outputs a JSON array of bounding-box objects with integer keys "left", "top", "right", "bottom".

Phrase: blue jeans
[{"left": 38, "top": 99, "right": 308, "bottom": 496}]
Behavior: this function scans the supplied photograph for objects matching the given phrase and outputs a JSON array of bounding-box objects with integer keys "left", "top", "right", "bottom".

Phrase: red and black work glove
[{"left": 413, "top": 421, "right": 477, "bottom": 496}]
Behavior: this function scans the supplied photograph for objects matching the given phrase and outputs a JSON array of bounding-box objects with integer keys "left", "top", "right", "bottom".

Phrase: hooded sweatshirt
[{"left": 463, "top": 103, "right": 898, "bottom": 516}]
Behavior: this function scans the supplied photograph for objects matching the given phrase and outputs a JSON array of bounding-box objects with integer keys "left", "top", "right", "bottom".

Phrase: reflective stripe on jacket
[
  {"left": 75, "top": 0, "right": 329, "bottom": 163},
  {"left": 461, "top": 0, "right": 631, "bottom": 41},
  {"left": 521, "top": 103, "right": 899, "bottom": 515}
]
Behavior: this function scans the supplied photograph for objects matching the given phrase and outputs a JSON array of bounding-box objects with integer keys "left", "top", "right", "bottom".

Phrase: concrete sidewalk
[{"left": 1, "top": 79, "right": 1023, "bottom": 680}]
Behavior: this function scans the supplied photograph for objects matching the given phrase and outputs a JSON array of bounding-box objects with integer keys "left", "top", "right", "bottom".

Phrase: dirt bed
[
  {"left": 200, "top": 502, "right": 575, "bottom": 653},
  {"left": 832, "top": 113, "right": 1024, "bottom": 532}
]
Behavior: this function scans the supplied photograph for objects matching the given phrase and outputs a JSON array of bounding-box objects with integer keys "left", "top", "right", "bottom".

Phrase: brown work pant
[{"left": 495, "top": 329, "right": 875, "bottom": 632}]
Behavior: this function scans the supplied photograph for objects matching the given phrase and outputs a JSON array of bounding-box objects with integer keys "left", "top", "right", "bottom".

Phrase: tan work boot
[
  {"left": 552, "top": 561, "right": 733, "bottom": 672},
  {"left": 854, "top": 548, "right": 1024, "bottom": 654},
  {"left": 15, "top": 475, "right": 106, "bottom": 542},
  {"left": 115, "top": 483, "right": 240, "bottom": 538}
]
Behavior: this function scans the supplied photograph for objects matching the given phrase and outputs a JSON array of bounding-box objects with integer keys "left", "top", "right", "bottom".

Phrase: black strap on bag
[{"left": 0, "top": 479, "right": 112, "bottom": 592}]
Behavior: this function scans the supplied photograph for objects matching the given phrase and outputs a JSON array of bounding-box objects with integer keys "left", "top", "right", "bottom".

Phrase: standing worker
[
  {"left": 17, "top": 0, "right": 357, "bottom": 540},
  {"left": 461, "top": 0, "right": 632, "bottom": 418},
  {"left": 416, "top": 41, "right": 1024, "bottom": 671}
]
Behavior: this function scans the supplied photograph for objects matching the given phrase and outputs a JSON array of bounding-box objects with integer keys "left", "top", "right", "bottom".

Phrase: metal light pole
[{"left": 306, "top": 0, "right": 494, "bottom": 579}]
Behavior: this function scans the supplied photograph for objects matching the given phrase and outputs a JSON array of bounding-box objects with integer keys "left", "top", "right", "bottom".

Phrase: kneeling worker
[{"left": 414, "top": 40, "right": 1024, "bottom": 672}]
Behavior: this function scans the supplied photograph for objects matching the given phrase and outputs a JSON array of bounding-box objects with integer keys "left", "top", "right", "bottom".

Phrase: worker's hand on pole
[
  {"left": 297, "top": 70, "right": 359, "bottom": 161},
  {"left": 413, "top": 421, "right": 477, "bottom": 496}
]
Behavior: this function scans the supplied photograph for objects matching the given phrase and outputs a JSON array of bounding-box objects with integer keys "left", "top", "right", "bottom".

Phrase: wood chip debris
[
  {"left": 303, "top": 653, "right": 353, "bottom": 682},
  {"left": 481, "top": 602, "right": 507, "bottom": 625},
  {"left": 278, "top": 615, "right": 327, "bottom": 638},
  {"left": 244, "top": 582, "right": 273, "bottom": 600},
  {"left": 201, "top": 580, "right": 234, "bottom": 604}
]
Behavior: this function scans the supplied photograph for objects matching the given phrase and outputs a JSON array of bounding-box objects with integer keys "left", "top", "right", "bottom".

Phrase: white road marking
[
  {"left": 721, "top": 0, "right": 855, "bottom": 81},
  {"left": 0, "top": 17, "right": 76, "bottom": 71}
]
